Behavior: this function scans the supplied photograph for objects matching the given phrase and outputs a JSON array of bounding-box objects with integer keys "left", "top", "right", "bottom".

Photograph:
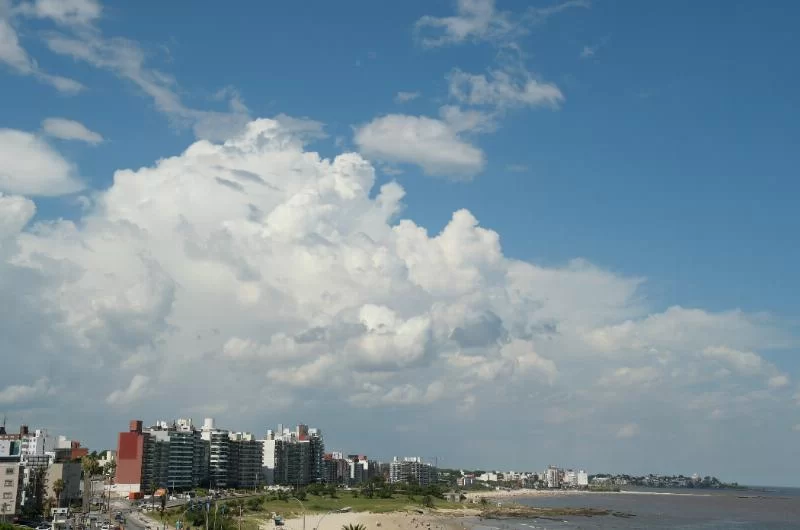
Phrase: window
[
  {"left": 3, "top": 479, "right": 12, "bottom": 486},
  {"left": 2, "top": 491, "right": 13, "bottom": 499},
  {"left": 4, "top": 468, "right": 13, "bottom": 475}
]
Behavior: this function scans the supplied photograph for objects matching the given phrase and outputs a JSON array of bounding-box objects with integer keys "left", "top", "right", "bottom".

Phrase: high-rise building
[
  {"left": 202, "top": 418, "right": 229, "bottom": 488},
  {"left": 115, "top": 420, "right": 150, "bottom": 495},
  {"left": 545, "top": 465, "right": 561, "bottom": 489},
  {"left": 388, "top": 457, "right": 436, "bottom": 486},
  {"left": 261, "top": 424, "right": 324, "bottom": 486},
  {"left": 228, "top": 433, "right": 263, "bottom": 489},
  {"left": 116, "top": 419, "right": 210, "bottom": 495},
  {"left": 145, "top": 419, "right": 207, "bottom": 490}
]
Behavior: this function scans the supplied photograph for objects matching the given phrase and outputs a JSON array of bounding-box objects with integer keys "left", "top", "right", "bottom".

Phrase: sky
[{"left": 1, "top": 0, "right": 799, "bottom": 486}]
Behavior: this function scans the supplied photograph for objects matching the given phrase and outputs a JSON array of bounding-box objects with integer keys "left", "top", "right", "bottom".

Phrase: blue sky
[{"left": 1, "top": 0, "right": 799, "bottom": 485}]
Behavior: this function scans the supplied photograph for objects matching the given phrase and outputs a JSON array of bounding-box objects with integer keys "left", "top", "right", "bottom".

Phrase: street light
[
  {"left": 313, "top": 509, "right": 336, "bottom": 530},
  {"left": 288, "top": 497, "right": 305, "bottom": 530}
]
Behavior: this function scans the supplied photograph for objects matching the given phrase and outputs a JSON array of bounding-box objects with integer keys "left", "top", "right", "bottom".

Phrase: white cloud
[
  {"left": 15, "top": 0, "right": 101, "bottom": 25},
  {"left": 106, "top": 374, "right": 149, "bottom": 406},
  {"left": 42, "top": 117, "right": 103, "bottom": 144},
  {"left": 353, "top": 114, "right": 485, "bottom": 178},
  {"left": 0, "top": 377, "right": 51, "bottom": 405},
  {"left": 43, "top": 26, "right": 249, "bottom": 140},
  {"left": 449, "top": 68, "right": 564, "bottom": 109},
  {"left": 580, "top": 45, "right": 596, "bottom": 59},
  {"left": 768, "top": 374, "right": 789, "bottom": 389},
  {"left": 0, "top": 193, "right": 36, "bottom": 238},
  {"left": 599, "top": 366, "right": 660, "bottom": 387},
  {"left": 616, "top": 423, "right": 640, "bottom": 439},
  {"left": 703, "top": 346, "right": 764, "bottom": 376},
  {"left": 1, "top": 116, "right": 796, "bottom": 478},
  {"left": 394, "top": 91, "right": 420, "bottom": 104},
  {"left": 0, "top": 128, "right": 84, "bottom": 195},
  {"left": 0, "top": 6, "right": 84, "bottom": 93},
  {"left": 415, "top": 0, "right": 589, "bottom": 47}
]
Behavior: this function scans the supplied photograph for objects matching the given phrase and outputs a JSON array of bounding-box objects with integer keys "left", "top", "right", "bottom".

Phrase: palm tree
[
  {"left": 52, "top": 479, "right": 66, "bottom": 509},
  {"left": 82, "top": 455, "right": 101, "bottom": 512},
  {"left": 341, "top": 525, "right": 366, "bottom": 530}
]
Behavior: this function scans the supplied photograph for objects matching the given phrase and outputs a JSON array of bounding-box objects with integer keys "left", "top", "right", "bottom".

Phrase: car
[{"left": 35, "top": 525, "right": 50, "bottom": 530}]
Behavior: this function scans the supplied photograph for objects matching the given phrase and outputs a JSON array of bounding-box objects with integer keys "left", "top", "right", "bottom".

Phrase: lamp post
[
  {"left": 288, "top": 497, "right": 305, "bottom": 530},
  {"left": 313, "top": 509, "right": 336, "bottom": 530}
]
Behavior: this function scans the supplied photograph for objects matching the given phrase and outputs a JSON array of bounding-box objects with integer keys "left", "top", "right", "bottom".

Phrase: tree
[
  {"left": 22, "top": 466, "right": 47, "bottom": 519},
  {"left": 53, "top": 478, "right": 66, "bottom": 508},
  {"left": 81, "top": 455, "right": 101, "bottom": 513},
  {"left": 479, "top": 497, "right": 488, "bottom": 507},
  {"left": 341, "top": 525, "right": 366, "bottom": 530},
  {"left": 421, "top": 495, "right": 434, "bottom": 508}
]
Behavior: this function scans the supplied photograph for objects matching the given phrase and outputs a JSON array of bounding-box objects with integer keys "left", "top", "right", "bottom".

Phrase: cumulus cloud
[
  {"left": 0, "top": 377, "right": 52, "bottom": 405},
  {"left": 703, "top": 346, "right": 765, "bottom": 376},
  {"left": 106, "top": 374, "right": 150, "bottom": 406},
  {"left": 1, "top": 117, "right": 796, "bottom": 476},
  {"left": 42, "top": 117, "right": 103, "bottom": 144},
  {"left": 353, "top": 113, "right": 485, "bottom": 178},
  {"left": 0, "top": 128, "right": 84, "bottom": 195},
  {"left": 0, "top": 193, "right": 36, "bottom": 238},
  {"left": 768, "top": 374, "right": 789, "bottom": 389}
]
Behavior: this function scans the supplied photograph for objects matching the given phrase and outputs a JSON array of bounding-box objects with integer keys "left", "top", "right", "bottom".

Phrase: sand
[{"left": 270, "top": 510, "right": 479, "bottom": 530}]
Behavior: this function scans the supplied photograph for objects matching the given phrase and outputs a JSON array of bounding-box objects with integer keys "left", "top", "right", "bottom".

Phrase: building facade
[
  {"left": 261, "top": 425, "right": 325, "bottom": 486},
  {"left": 0, "top": 439, "right": 23, "bottom": 518},
  {"left": 388, "top": 457, "right": 436, "bottom": 486},
  {"left": 228, "top": 433, "right": 263, "bottom": 489}
]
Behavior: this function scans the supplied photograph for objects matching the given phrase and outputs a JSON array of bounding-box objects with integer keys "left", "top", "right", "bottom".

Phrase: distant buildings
[
  {"left": 545, "top": 465, "right": 561, "bottom": 488},
  {"left": 389, "top": 457, "right": 436, "bottom": 486}
]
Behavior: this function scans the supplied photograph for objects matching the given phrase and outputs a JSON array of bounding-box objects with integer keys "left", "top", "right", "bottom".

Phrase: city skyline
[{"left": 1, "top": 0, "right": 799, "bottom": 488}]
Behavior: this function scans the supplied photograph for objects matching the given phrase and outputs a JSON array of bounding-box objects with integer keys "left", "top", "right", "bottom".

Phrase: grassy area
[{"left": 146, "top": 491, "right": 464, "bottom": 529}]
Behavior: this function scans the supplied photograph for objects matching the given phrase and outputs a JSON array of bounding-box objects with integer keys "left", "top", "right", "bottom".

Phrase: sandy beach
[{"left": 272, "top": 509, "right": 480, "bottom": 530}]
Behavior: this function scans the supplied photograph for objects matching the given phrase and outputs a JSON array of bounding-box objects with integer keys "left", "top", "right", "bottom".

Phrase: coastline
[
  {"left": 276, "top": 509, "right": 480, "bottom": 530},
  {"left": 465, "top": 488, "right": 720, "bottom": 501}
]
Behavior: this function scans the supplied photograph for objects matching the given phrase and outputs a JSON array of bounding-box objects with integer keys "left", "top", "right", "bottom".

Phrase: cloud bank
[{"left": 1, "top": 118, "right": 796, "bottom": 481}]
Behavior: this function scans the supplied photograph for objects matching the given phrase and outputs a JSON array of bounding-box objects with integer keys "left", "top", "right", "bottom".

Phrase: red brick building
[{"left": 115, "top": 420, "right": 147, "bottom": 494}]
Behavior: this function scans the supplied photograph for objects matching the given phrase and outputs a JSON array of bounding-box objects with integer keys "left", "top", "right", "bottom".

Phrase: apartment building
[
  {"left": 388, "top": 457, "right": 436, "bottom": 486},
  {"left": 228, "top": 432, "right": 263, "bottom": 489},
  {"left": 261, "top": 425, "right": 325, "bottom": 486},
  {"left": 201, "top": 419, "right": 229, "bottom": 488},
  {"left": 0, "top": 439, "right": 22, "bottom": 517}
]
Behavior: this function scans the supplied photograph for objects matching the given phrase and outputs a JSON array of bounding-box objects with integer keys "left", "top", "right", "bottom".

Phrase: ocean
[{"left": 469, "top": 487, "right": 800, "bottom": 529}]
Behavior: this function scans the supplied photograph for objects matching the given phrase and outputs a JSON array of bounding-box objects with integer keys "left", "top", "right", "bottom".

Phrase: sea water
[{"left": 469, "top": 487, "right": 800, "bottom": 529}]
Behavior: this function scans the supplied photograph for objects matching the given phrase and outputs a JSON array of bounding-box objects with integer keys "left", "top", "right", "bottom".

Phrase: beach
[{"left": 275, "top": 509, "right": 480, "bottom": 530}]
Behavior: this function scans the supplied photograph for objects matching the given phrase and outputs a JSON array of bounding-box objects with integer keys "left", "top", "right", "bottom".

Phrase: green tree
[
  {"left": 52, "top": 478, "right": 65, "bottom": 508},
  {"left": 81, "top": 455, "right": 101, "bottom": 512}
]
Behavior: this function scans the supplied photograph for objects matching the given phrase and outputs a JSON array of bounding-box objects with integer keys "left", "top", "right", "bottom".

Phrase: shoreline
[
  {"left": 465, "top": 488, "right": 723, "bottom": 501},
  {"left": 275, "top": 509, "right": 480, "bottom": 530}
]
